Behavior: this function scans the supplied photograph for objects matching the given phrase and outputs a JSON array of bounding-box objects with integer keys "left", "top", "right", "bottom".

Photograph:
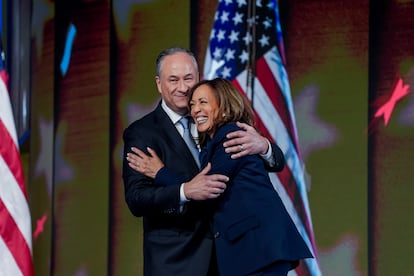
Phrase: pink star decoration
[
  {"left": 33, "top": 213, "right": 48, "bottom": 240},
  {"left": 375, "top": 78, "right": 410, "bottom": 126}
]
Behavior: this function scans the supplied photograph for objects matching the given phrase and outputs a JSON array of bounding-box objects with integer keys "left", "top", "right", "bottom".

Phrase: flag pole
[{"left": 246, "top": 0, "right": 256, "bottom": 107}]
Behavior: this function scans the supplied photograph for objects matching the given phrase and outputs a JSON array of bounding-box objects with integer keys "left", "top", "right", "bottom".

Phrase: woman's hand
[{"left": 126, "top": 147, "right": 164, "bottom": 179}]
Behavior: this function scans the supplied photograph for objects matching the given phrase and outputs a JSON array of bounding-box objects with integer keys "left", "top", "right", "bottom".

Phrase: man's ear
[{"left": 155, "top": 76, "right": 162, "bottom": 94}]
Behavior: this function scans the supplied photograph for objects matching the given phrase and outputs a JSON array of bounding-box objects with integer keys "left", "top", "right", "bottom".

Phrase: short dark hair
[{"left": 155, "top": 47, "right": 199, "bottom": 76}]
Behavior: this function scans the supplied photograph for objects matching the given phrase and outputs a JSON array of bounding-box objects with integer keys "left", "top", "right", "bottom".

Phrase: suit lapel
[{"left": 154, "top": 104, "right": 199, "bottom": 169}]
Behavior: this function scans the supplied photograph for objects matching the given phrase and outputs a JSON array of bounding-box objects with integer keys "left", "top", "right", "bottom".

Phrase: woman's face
[{"left": 190, "top": 84, "right": 219, "bottom": 137}]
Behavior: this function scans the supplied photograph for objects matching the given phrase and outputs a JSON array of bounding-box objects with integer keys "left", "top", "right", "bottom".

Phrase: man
[{"left": 122, "top": 47, "right": 284, "bottom": 276}]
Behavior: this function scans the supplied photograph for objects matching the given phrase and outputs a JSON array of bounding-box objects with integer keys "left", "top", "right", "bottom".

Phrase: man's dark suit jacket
[
  {"left": 122, "top": 103, "right": 215, "bottom": 276},
  {"left": 199, "top": 123, "right": 314, "bottom": 276}
]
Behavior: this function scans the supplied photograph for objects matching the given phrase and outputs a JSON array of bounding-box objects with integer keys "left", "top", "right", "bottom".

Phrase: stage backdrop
[{"left": 24, "top": 0, "right": 414, "bottom": 275}]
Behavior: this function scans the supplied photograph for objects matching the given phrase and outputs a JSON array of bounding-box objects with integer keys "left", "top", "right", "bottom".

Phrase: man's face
[{"left": 156, "top": 52, "right": 199, "bottom": 115}]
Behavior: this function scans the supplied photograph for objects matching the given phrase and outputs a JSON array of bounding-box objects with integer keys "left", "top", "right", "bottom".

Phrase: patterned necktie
[{"left": 179, "top": 116, "right": 200, "bottom": 168}]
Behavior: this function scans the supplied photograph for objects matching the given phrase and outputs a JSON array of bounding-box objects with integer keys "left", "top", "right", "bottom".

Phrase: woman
[{"left": 129, "top": 78, "right": 313, "bottom": 275}]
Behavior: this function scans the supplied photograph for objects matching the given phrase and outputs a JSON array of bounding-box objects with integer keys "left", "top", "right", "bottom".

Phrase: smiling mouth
[{"left": 196, "top": 117, "right": 208, "bottom": 124}]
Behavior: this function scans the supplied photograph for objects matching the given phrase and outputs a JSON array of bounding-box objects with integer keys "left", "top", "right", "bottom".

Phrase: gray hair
[{"left": 155, "top": 47, "right": 199, "bottom": 76}]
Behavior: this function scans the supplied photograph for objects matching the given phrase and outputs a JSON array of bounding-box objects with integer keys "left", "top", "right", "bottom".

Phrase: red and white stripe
[{"left": 0, "top": 71, "right": 34, "bottom": 276}]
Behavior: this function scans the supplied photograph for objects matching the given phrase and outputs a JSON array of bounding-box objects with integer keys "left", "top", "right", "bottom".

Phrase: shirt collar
[
  {"left": 161, "top": 100, "right": 198, "bottom": 139},
  {"left": 161, "top": 100, "right": 185, "bottom": 125}
]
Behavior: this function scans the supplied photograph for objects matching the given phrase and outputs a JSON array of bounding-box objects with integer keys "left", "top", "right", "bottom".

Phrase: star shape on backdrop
[
  {"left": 318, "top": 234, "right": 361, "bottom": 275},
  {"left": 126, "top": 99, "right": 158, "bottom": 126},
  {"left": 54, "top": 121, "right": 75, "bottom": 185},
  {"left": 398, "top": 67, "right": 414, "bottom": 126},
  {"left": 293, "top": 85, "right": 338, "bottom": 162},
  {"left": 33, "top": 213, "right": 48, "bottom": 240},
  {"left": 73, "top": 266, "right": 88, "bottom": 276},
  {"left": 112, "top": 0, "right": 154, "bottom": 42},
  {"left": 114, "top": 98, "right": 159, "bottom": 169},
  {"left": 374, "top": 77, "right": 410, "bottom": 126},
  {"left": 35, "top": 117, "right": 54, "bottom": 198},
  {"left": 60, "top": 23, "right": 77, "bottom": 76},
  {"left": 31, "top": 0, "right": 54, "bottom": 58}
]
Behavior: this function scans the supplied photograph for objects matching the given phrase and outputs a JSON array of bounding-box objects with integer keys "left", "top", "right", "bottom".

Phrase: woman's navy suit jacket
[{"left": 199, "top": 123, "right": 313, "bottom": 275}]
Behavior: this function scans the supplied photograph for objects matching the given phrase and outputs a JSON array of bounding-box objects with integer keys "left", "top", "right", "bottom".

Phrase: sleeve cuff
[
  {"left": 179, "top": 183, "right": 190, "bottom": 203},
  {"left": 260, "top": 140, "right": 276, "bottom": 167}
]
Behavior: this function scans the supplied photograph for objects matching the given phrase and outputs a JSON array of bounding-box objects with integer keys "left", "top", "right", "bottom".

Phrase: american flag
[
  {"left": 0, "top": 42, "right": 34, "bottom": 276},
  {"left": 203, "top": 0, "right": 321, "bottom": 274}
]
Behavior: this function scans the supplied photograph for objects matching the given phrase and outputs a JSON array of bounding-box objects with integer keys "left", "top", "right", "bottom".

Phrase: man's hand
[
  {"left": 223, "top": 121, "right": 269, "bottom": 159},
  {"left": 184, "top": 163, "right": 228, "bottom": 200},
  {"left": 127, "top": 147, "right": 164, "bottom": 179}
]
